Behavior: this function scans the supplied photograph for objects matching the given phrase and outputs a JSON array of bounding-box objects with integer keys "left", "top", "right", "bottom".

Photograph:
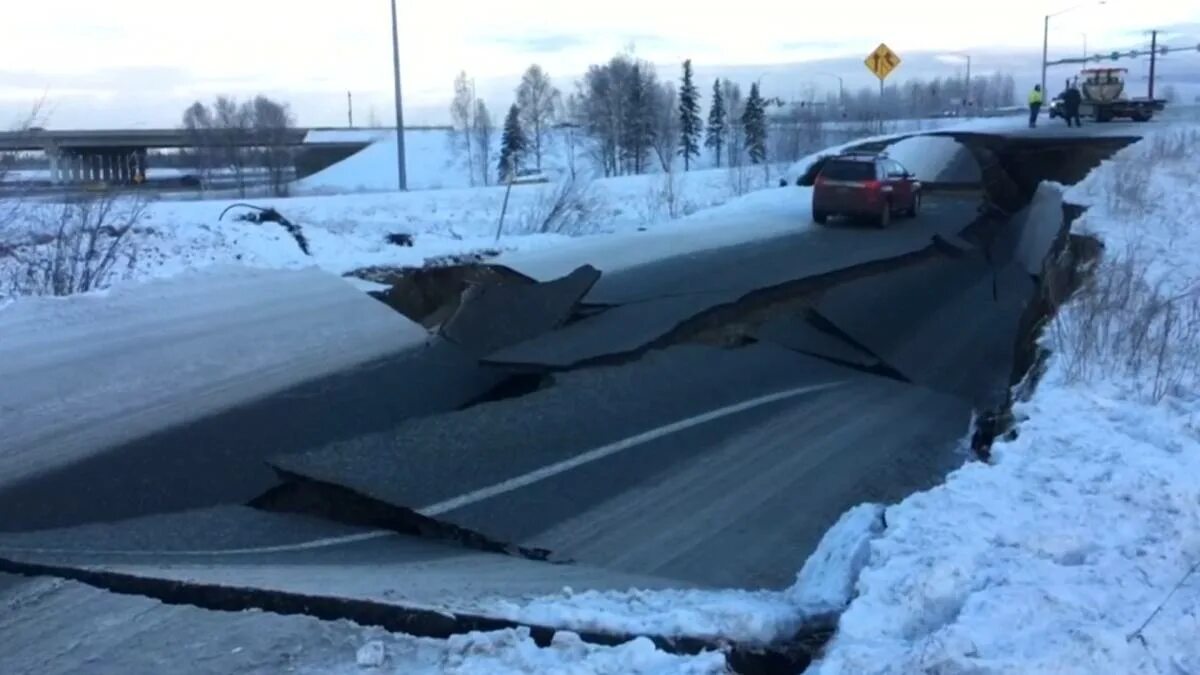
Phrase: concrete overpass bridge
[{"left": 0, "top": 128, "right": 355, "bottom": 186}]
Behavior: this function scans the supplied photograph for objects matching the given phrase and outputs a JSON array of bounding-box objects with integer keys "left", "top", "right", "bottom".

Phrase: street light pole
[
  {"left": 1041, "top": 14, "right": 1051, "bottom": 96},
  {"left": 964, "top": 54, "right": 972, "bottom": 114},
  {"left": 1042, "top": 1, "right": 1106, "bottom": 96},
  {"left": 812, "top": 72, "right": 845, "bottom": 110},
  {"left": 389, "top": 0, "right": 408, "bottom": 191}
]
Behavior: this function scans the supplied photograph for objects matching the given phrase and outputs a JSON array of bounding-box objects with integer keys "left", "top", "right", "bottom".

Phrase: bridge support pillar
[
  {"left": 134, "top": 148, "right": 147, "bottom": 183},
  {"left": 48, "top": 152, "right": 62, "bottom": 185}
]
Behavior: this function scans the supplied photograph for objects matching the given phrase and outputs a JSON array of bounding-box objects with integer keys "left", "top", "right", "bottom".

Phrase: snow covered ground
[
  {"left": 811, "top": 125, "right": 1200, "bottom": 674},
  {"left": 294, "top": 118, "right": 984, "bottom": 196},
  {"left": 0, "top": 114, "right": 1023, "bottom": 303},
  {"left": 1, "top": 163, "right": 787, "bottom": 300}
]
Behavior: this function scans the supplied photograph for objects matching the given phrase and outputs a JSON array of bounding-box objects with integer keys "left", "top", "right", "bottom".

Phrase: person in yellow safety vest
[{"left": 1028, "top": 85, "right": 1044, "bottom": 129}]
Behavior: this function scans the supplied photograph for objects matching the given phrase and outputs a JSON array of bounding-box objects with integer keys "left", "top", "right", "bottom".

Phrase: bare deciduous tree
[
  {"left": 576, "top": 53, "right": 662, "bottom": 177},
  {"left": 516, "top": 64, "right": 561, "bottom": 171},
  {"left": 560, "top": 94, "right": 585, "bottom": 180},
  {"left": 650, "top": 82, "right": 679, "bottom": 172},
  {"left": 722, "top": 80, "right": 744, "bottom": 168},
  {"left": 182, "top": 102, "right": 217, "bottom": 184},
  {"left": 472, "top": 99, "right": 494, "bottom": 186},
  {"left": 450, "top": 72, "right": 477, "bottom": 185},
  {"left": 251, "top": 96, "right": 295, "bottom": 197},
  {"left": 213, "top": 96, "right": 253, "bottom": 196},
  {"left": 3, "top": 194, "right": 146, "bottom": 298},
  {"left": 181, "top": 94, "right": 295, "bottom": 197}
]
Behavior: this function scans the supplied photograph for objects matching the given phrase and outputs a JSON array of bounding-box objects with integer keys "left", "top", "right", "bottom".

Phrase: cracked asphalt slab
[
  {"left": 441, "top": 264, "right": 601, "bottom": 356},
  {"left": 0, "top": 340, "right": 507, "bottom": 533},
  {"left": 273, "top": 344, "right": 973, "bottom": 588},
  {"left": 457, "top": 373, "right": 971, "bottom": 588},
  {"left": 273, "top": 344, "right": 855, "bottom": 515},
  {"left": 815, "top": 252, "right": 1035, "bottom": 409},
  {"left": 0, "top": 509, "right": 690, "bottom": 613},
  {"left": 753, "top": 312, "right": 882, "bottom": 369},
  {"left": 483, "top": 291, "right": 743, "bottom": 368},
  {"left": 585, "top": 193, "right": 982, "bottom": 306},
  {"left": 0, "top": 574, "right": 376, "bottom": 675}
]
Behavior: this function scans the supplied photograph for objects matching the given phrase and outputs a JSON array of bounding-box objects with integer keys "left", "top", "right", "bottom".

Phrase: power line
[{"left": 1046, "top": 41, "right": 1200, "bottom": 67}]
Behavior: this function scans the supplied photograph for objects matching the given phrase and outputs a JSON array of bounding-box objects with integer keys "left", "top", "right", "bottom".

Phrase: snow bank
[
  {"left": 320, "top": 627, "right": 726, "bottom": 675},
  {"left": 304, "top": 129, "right": 388, "bottom": 144},
  {"left": 1, "top": 164, "right": 778, "bottom": 298},
  {"left": 885, "top": 136, "right": 979, "bottom": 183},
  {"left": 480, "top": 504, "right": 885, "bottom": 646},
  {"left": 0, "top": 266, "right": 427, "bottom": 487},
  {"left": 814, "top": 125, "right": 1200, "bottom": 674},
  {"left": 780, "top": 115, "right": 1025, "bottom": 185},
  {"left": 498, "top": 184, "right": 809, "bottom": 281},
  {"left": 296, "top": 129, "right": 463, "bottom": 193}
]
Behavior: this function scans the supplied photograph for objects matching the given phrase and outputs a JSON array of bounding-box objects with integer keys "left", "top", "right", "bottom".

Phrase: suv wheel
[
  {"left": 905, "top": 193, "right": 921, "bottom": 218},
  {"left": 878, "top": 202, "right": 892, "bottom": 228},
  {"left": 813, "top": 210, "right": 828, "bottom": 224}
]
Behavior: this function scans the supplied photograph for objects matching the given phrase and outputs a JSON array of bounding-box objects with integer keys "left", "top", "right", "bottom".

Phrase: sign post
[{"left": 864, "top": 43, "right": 902, "bottom": 133}]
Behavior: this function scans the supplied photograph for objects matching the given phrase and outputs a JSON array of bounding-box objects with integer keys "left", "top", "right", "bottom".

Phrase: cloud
[
  {"left": 487, "top": 33, "right": 589, "bottom": 53},
  {"left": 778, "top": 39, "right": 854, "bottom": 52}
]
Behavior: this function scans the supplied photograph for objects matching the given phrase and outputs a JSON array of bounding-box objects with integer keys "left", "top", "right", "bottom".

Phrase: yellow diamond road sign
[{"left": 865, "top": 43, "right": 902, "bottom": 81}]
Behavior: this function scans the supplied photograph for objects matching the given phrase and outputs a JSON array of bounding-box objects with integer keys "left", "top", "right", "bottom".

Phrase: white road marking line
[
  {"left": 420, "top": 381, "right": 843, "bottom": 517},
  {"left": 0, "top": 530, "right": 394, "bottom": 557}
]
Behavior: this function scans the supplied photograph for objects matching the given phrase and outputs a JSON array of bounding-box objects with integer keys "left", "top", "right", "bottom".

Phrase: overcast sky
[{"left": 2, "top": 0, "right": 1196, "bottom": 127}]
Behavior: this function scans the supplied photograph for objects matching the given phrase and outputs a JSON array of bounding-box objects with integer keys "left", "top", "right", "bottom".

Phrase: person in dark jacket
[{"left": 1063, "top": 83, "right": 1083, "bottom": 127}]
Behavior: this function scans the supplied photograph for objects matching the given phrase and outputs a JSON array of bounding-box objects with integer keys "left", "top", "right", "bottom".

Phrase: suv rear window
[{"left": 820, "top": 160, "right": 876, "bottom": 181}]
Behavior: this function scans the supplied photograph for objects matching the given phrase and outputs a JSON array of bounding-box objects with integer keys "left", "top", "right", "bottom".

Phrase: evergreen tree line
[
  {"left": 450, "top": 57, "right": 1020, "bottom": 182},
  {"left": 829, "top": 72, "right": 1018, "bottom": 122}
]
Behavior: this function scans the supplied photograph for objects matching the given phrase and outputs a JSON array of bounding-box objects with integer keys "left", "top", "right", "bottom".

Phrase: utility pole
[
  {"left": 1148, "top": 30, "right": 1158, "bottom": 100},
  {"left": 347, "top": 91, "right": 354, "bottom": 128},
  {"left": 879, "top": 79, "right": 885, "bottom": 134},
  {"left": 963, "top": 54, "right": 972, "bottom": 115},
  {"left": 389, "top": 0, "right": 408, "bottom": 190},
  {"left": 1041, "top": 15, "right": 1050, "bottom": 97}
]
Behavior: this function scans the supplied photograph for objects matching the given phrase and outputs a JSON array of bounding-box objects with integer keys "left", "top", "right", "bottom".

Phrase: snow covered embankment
[{"left": 813, "top": 126, "right": 1200, "bottom": 674}]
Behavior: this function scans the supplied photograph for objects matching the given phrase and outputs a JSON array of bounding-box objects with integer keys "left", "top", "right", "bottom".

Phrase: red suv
[{"left": 812, "top": 152, "right": 921, "bottom": 227}]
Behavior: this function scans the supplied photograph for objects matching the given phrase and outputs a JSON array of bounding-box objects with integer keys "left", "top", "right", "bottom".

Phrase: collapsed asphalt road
[
  {"left": 0, "top": 193, "right": 982, "bottom": 534},
  {"left": 0, "top": 128, "right": 1142, "bottom": 672}
]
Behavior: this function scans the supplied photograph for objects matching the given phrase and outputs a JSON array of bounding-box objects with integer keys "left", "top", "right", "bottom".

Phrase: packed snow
[
  {"left": 813, "top": 125, "right": 1200, "bottom": 674},
  {"left": 480, "top": 504, "right": 884, "bottom": 646},
  {"left": 0, "top": 575, "right": 725, "bottom": 675},
  {"left": 321, "top": 628, "right": 727, "bottom": 675},
  {"left": 0, "top": 265, "right": 426, "bottom": 487}
]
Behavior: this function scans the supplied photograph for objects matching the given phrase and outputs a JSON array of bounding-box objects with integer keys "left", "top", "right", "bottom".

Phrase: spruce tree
[
  {"left": 704, "top": 78, "right": 726, "bottom": 168},
  {"left": 621, "top": 65, "right": 654, "bottom": 174},
  {"left": 743, "top": 83, "right": 767, "bottom": 165},
  {"left": 498, "top": 104, "right": 527, "bottom": 182},
  {"left": 677, "top": 60, "right": 701, "bottom": 171}
]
